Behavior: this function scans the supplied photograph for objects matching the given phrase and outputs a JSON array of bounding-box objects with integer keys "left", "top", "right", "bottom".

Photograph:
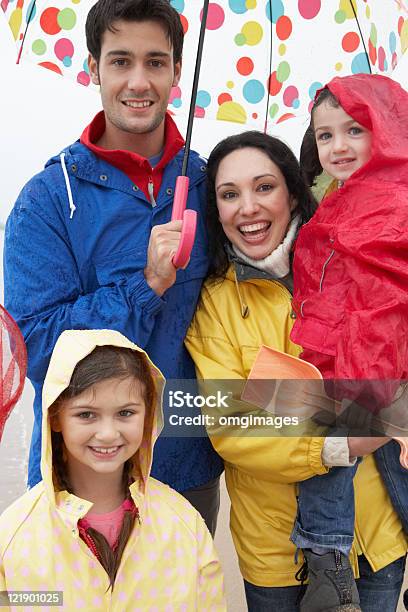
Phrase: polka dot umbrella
[
  {"left": 0, "top": 304, "right": 27, "bottom": 443},
  {"left": 2, "top": 0, "right": 408, "bottom": 132}
]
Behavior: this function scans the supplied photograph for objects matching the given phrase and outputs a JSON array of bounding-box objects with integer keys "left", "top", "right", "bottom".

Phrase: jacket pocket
[{"left": 93, "top": 246, "right": 147, "bottom": 286}]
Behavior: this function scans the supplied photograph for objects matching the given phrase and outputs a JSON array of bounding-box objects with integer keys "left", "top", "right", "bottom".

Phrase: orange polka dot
[
  {"left": 276, "top": 16, "right": 292, "bottom": 41},
  {"left": 236, "top": 57, "right": 254, "bottom": 76},
  {"left": 218, "top": 92, "right": 232, "bottom": 105},
  {"left": 342, "top": 32, "right": 360, "bottom": 52}
]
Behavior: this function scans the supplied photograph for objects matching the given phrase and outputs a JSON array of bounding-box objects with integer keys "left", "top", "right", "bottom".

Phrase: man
[{"left": 4, "top": 0, "right": 222, "bottom": 534}]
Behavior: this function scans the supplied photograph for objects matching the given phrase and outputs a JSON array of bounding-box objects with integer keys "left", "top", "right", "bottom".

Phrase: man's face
[{"left": 89, "top": 19, "right": 181, "bottom": 142}]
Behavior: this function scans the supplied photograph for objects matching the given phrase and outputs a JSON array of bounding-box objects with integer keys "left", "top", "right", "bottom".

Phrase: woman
[{"left": 185, "top": 131, "right": 407, "bottom": 612}]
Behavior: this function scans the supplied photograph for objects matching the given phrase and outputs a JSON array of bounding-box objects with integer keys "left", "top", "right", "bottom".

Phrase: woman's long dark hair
[{"left": 206, "top": 130, "right": 317, "bottom": 279}]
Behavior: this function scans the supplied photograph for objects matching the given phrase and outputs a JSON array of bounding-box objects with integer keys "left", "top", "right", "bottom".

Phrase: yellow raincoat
[
  {"left": 0, "top": 329, "right": 226, "bottom": 611},
  {"left": 186, "top": 266, "right": 407, "bottom": 587}
]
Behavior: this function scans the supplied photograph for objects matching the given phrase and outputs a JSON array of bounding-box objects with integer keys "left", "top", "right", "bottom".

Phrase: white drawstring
[{"left": 60, "top": 152, "right": 76, "bottom": 219}]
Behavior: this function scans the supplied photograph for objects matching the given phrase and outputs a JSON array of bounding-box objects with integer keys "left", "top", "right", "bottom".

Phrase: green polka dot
[
  {"left": 335, "top": 10, "right": 346, "bottom": 24},
  {"left": 57, "top": 8, "right": 77, "bottom": 30},
  {"left": 276, "top": 61, "right": 290, "bottom": 83},
  {"left": 32, "top": 39, "right": 46, "bottom": 55},
  {"left": 369, "top": 23, "right": 377, "bottom": 46},
  {"left": 235, "top": 33, "right": 246, "bottom": 46},
  {"left": 269, "top": 103, "right": 279, "bottom": 119}
]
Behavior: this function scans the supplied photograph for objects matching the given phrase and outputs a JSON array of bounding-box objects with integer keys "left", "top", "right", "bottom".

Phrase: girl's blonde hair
[{"left": 48, "top": 345, "right": 157, "bottom": 589}]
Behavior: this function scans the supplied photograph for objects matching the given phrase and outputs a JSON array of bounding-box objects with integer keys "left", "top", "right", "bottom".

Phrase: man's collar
[{"left": 80, "top": 110, "right": 185, "bottom": 171}]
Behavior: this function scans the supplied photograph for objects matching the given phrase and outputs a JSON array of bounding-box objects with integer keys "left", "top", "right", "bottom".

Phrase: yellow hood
[{"left": 41, "top": 329, "right": 165, "bottom": 505}]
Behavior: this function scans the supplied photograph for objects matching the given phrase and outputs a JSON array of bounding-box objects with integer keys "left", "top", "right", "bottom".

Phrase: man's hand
[
  {"left": 144, "top": 220, "right": 183, "bottom": 296},
  {"left": 347, "top": 436, "right": 389, "bottom": 459}
]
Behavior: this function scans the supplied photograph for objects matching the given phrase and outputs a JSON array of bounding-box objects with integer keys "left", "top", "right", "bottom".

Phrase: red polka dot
[
  {"left": 201, "top": 3, "right": 225, "bottom": 30},
  {"left": 342, "top": 32, "right": 360, "bottom": 52},
  {"left": 236, "top": 57, "right": 254, "bottom": 76},
  {"left": 276, "top": 16, "right": 292, "bottom": 41},
  {"left": 77, "top": 71, "right": 91, "bottom": 86},
  {"left": 268, "top": 71, "right": 283, "bottom": 96},
  {"left": 368, "top": 39, "right": 377, "bottom": 66},
  {"left": 392, "top": 51, "right": 398, "bottom": 70},
  {"left": 378, "top": 46, "right": 386, "bottom": 71},
  {"left": 179, "top": 14, "right": 188, "bottom": 34},
  {"left": 252, "top": 113, "right": 258, "bottom": 119},
  {"left": 277, "top": 112, "right": 295, "bottom": 124},
  {"left": 298, "top": 0, "right": 321, "bottom": 19},
  {"left": 39, "top": 61, "right": 62, "bottom": 75},
  {"left": 40, "top": 8, "right": 61, "bottom": 35},
  {"left": 194, "top": 106, "right": 205, "bottom": 118},
  {"left": 398, "top": 17, "right": 404, "bottom": 36},
  {"left": 218, "top": 93, "right": 232, "bottom": 105}
]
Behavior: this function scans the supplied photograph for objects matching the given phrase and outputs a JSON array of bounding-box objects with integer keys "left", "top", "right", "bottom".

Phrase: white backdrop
[
  {"left": 1, "top": 14, "right": 407, "bottom": 226},
  {"left": 0, "top": 14, "right": 317, "bottom": 226}
]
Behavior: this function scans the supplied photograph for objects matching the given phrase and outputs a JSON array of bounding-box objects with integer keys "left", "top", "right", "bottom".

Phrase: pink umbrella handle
[
  {"left": 393, "top": 437, "right": 408, "bottom": 469},
  {"left": 173, "top": 209, "right": 197, "bottom": 269},
  {"left": 171, "top": 176, "right": 197, "bottom": 269}
]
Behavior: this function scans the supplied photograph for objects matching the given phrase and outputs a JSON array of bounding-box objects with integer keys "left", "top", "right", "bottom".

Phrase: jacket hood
[
  {"left": 41, "top": 329, "right": 165, "bottom": 506},
  {"left": 323, "top": 74, "right": 408, "bottom": 183}
]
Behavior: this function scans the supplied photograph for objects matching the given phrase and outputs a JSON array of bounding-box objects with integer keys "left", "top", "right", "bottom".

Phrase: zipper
[
  {"left": 147, "top": 177, "right": 156, "bottom": 207},
  {"left": 319, "top": 249, "right": 335, "bottom": 293}
]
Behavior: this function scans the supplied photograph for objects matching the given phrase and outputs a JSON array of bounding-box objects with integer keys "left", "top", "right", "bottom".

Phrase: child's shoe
[{"left": 298, "top": 549, "right": 361, "bottom": 611}]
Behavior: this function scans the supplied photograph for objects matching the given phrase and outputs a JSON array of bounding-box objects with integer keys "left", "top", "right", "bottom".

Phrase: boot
[{"left": 298, "top": 549, "right": 361, "bottom": 611}]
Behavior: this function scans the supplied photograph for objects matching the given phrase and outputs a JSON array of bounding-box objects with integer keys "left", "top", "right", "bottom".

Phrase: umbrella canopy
[
  {"left": 2, "top": 0, "right": 408, "bottom": 131},
  {"left": 0, "top": 304, "right": 27, "bottom": 442}
]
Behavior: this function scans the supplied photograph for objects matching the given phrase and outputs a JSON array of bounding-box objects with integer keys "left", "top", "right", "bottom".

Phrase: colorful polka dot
[
  {"left": 236, "top": 56, "right": 254, "bottom": 75},
  {"left": 342, "top": 32, "right": 360, "bottom": 52},
  {"left": 243, "top": 79, "right": 265, "bottom": 103},
  {"left": 202, "top": 3, "right": 225, "bottom": 30},
  {"left": 298, "top": 0, "right": 321, "bottom": 20}
]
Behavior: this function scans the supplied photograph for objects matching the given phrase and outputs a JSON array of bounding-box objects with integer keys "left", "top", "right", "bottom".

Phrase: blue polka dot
[
  {"left": 389, "top": 32, "right": 396, "bottom": 54},
  {"left": 170, "top": 0, "right": 185, "bottom": 13},
  {"left": 351, "top": 52, "right": 370, "bottom": 74},
  {"left": 243, "top": 79, "right": 265, "bottom": 104},
  {"left": 196, "top": 90, "right": 211, "bottom": 108},
  {"left": 266, "top": 0, "right": 284, "bottom": 24},
  {"left": 26, "top": 0, "right": 37, "bottom": 23},
  {"left": 292, "top": 98, "right": 300, "bottom": 109},
  {"left": 309, "top": 81, "right": 322, "bottom": 100},
  {"left": 83, "top": 60, "right": 90, "bottom": 74},
  {"left": 172, "top": 98, "right": 182, "bottom": 108},
  {"left": 383, "top": 58, "right": 388, "bottom": 71},
  {"left": 229, "top": 0, "right": 247, "bottom": 14},
  {"left": 63, "top": 56, "right": 72, "bottom": 67}
]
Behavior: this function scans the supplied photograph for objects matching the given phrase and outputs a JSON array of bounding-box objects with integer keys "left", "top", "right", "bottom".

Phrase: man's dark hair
[{"left": 86, "top": 0, "right": 184, "bottom": 65}]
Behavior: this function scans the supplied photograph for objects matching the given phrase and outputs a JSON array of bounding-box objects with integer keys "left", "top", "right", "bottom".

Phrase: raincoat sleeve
[
  {"left": 334, "top": 222, "right": 408, "bottom": 410},
  {"left": 4, "top": 187, "right": 164, "bottom": 385},
  {"left": 196, "top": 516, "right": 226, "bottom": 610},
  {"left": 186, "top": 290, "right": 328, "bottom": 484}
]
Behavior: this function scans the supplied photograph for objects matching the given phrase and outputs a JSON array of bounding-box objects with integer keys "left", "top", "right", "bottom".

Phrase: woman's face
[{"left": 215, "top": 147, "right": 294, "bottom": 260}]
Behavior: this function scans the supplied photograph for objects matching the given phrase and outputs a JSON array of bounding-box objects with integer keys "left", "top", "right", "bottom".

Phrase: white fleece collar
[{"left": 232, "top": 215, "right": 300, "bottom": 278}]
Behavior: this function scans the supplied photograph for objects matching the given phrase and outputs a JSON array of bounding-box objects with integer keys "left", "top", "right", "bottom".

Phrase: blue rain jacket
[{"left": 4, "top": 140, "right": 223, "bottom": 490}]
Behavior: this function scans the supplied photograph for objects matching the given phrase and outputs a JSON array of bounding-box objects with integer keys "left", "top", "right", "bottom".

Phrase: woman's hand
[{"left": 347, "top": 436, "right": 390, "bottom": 459}]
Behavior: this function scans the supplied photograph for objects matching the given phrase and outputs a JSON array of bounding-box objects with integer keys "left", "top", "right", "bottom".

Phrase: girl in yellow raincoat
[{"left": 0, "top": 329, "right": 226, "bottom": 611}]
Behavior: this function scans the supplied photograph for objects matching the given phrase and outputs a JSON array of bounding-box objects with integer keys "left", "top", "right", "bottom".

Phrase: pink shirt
[{"left": 82, "top": 504, "right": 126, "bottom": 548}]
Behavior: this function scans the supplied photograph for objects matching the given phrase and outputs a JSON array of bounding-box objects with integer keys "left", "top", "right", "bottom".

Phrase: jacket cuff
[
  {"left": 128, "top": 272, "right": 165, "bottom": 315},
  {"left": 322, "top": 436, "right": 357, "bottom": 467},
  {"left": 308, "top": 437, "right": 329, "bottom": 475}
]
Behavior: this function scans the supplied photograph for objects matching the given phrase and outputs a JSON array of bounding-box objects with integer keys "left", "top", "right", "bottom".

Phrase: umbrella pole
[
  {"left": 171, "top": 0, "right": 210, "bottom": 269},
  {"left": 16, "top": 0, "right": 37, "bottom": 64},
  {"left": 181, "top": 0, "right": 210, "bottom": 177}
]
